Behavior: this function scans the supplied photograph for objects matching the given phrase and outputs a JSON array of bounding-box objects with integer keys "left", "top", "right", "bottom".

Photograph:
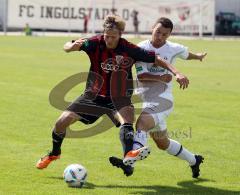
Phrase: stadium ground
[{"left": 0, "top": 35, "right": 239, "bottom": 194}]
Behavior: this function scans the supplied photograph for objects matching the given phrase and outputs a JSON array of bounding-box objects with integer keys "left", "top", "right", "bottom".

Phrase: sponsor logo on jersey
[
  {"left": 101, "top": 57, "right": 119, "bottom": 73},
  {"left": 101, "top": 56, "right": 133, "bottom": 73},
  {"left": 148, "top": 65, "right": 166, "bottom": 73},
  {"left": 136, "top": 66, "right": 143, "bottom": 72}
]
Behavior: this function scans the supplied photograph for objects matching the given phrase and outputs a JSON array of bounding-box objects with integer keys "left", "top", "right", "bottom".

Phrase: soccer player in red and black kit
[{"left": 36, "top": 15, "right": 189, "bottom": 176}]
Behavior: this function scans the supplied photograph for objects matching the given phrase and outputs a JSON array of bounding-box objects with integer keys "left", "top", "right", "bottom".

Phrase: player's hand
[
  {"left": 70, "top": 39, "right": 86, "bottom": 51},
  {"left": 175, "top": 72, "right": 189, "bottom": 89},
  {"left": 197, "top": 52, "right": 207, "bottom": 61},
  {"left": 159, "top": 74, "right": 172, "bottom": 83},
  {"left": 73, "top": 39, "right": 86, "bottom": 49},
  {"left": 63, "top": 39, "right": 86, "bottom": 52}
]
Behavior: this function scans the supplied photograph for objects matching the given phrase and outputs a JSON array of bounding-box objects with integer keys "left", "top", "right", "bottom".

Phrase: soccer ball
[{"left": 63, "top": 164, "right": 87, "bottom": 188}]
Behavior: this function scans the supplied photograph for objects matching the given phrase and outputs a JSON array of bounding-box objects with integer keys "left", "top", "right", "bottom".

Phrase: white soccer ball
[{"left": 63, "top": 164, "right": 87, "bottom": 188}]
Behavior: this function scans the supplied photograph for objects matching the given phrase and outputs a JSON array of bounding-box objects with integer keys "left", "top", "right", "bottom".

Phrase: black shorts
[{"left": 66, "top": 93, "right": 132, "bottom": 127}]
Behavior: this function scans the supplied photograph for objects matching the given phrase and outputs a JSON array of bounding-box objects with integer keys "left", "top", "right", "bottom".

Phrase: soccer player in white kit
[{"left": 110, "top": 17, "right": 206, "bottom": 178}]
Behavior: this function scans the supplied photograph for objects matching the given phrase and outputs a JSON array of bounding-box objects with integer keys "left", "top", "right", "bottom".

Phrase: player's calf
[{"left": 150, "top": 130, "right": 169, "bottom": 150}]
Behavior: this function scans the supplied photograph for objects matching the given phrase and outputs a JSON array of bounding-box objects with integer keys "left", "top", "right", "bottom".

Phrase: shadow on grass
[
  {"left": 47, "top": 176, "right": 63, "bottom": 181},
  {"left": 83, "top": 178, "right": 240, "bottom": 194}
]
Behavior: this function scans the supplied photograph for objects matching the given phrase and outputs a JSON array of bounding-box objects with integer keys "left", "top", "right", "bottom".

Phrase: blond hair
[{"left": 103, "top": 14, "right": 126, "bottom": 32}]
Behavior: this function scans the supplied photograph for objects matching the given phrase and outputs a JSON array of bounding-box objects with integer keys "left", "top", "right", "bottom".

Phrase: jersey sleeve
[
  {"left": 79, "top": 37, "right": 98, "bottom": 53},
  {"left": 126, "top": 41, "right": 155, "bottom": 63},
  {"left": 176, "top": 44, "right": 189, "bottom": 59}
]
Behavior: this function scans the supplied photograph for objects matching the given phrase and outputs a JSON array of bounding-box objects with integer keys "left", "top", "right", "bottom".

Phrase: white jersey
[{"left": 135, "top": 40, "right": 189, "bottom": 102}]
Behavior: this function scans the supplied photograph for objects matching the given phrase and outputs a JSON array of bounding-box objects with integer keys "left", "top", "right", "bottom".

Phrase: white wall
[{"left": 6, "top": 0, "right": 215, "bottom": 34}]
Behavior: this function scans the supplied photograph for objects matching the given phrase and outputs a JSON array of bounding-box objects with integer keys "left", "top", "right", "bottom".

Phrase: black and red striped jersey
[{"left": 80, "top": 34, "right": 155, "bottom": 97}]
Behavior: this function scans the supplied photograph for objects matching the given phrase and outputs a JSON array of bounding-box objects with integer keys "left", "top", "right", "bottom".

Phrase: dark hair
[{"left": 153, "top": 17, "right": 173, "bottom": 32}]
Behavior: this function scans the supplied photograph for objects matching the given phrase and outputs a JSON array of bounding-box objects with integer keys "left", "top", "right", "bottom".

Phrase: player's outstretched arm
[
  {"left": 138, "top": 73, "right": 172, "bottom": 83},
  {"left": 154, "top": 55, "right": 189, "bottom": 89},
  {"left": 187, "top": 52, "right": 207, "bottom": 61},
  {"left": 63, "top": 39, "right": 85, "bottom": 52}
]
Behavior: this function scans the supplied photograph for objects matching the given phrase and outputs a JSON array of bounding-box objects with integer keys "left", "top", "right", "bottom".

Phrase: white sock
[
  {"left": 133, "top": 130, "right": 148, "bottom": 150},
  {"left": 166, "top": 139, "right": 196, "bottom": 166}
]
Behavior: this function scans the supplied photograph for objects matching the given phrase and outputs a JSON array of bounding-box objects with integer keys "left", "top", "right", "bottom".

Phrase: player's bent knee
[
  {"left": 150, "top": 131, "right": 169, "bottom": 150},
  {"left": 136, "top": 117, "right": 150, "bottom": 131},
  {"left": 61, "top": 111, "right": 79, "bottom": 120},
  {"left": 55, "top": 111, "right": 79, "bottom": 129},
  {"left": 116, "top": 106, "right": 134, "bottom": 124},
  {"left": 136, "top": 118, "right": 144, "bottom": 129},
  {"left": 136, "top": 112, "right": 155, "bottom": 131}
]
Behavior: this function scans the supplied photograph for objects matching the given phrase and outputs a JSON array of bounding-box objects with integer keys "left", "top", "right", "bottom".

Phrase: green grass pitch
[{"left": 0, "top": 35, "right": 239, "bottom": 194}]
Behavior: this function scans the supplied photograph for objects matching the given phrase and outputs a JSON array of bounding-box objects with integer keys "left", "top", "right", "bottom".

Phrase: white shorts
[{"left": 142, "top": 97, "right": 173, "bottom": 131}]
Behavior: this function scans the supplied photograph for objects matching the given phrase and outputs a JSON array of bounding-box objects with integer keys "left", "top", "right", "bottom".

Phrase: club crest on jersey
[{"left": 116, "top": 55, "right": 124, "bottom": 64}]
